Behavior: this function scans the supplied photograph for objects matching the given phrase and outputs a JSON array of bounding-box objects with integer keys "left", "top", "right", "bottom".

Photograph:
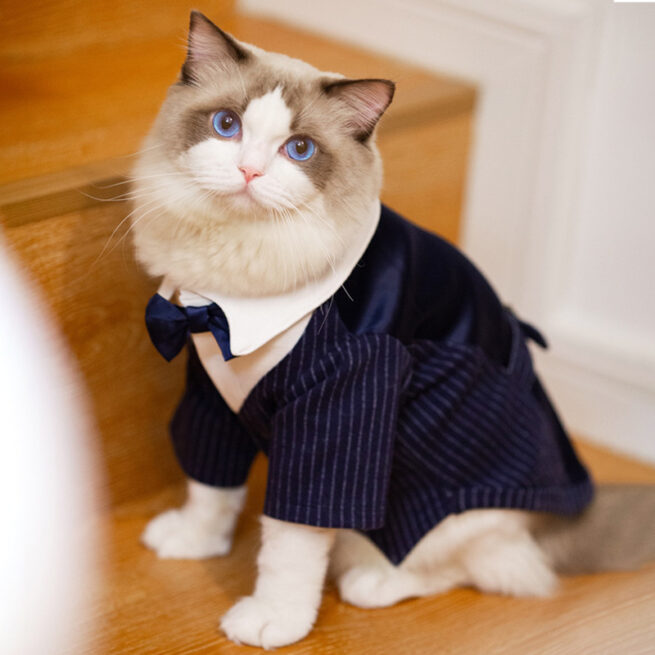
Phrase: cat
[{"left": 132, "top": 11, "right": 655, "bottom": 649}]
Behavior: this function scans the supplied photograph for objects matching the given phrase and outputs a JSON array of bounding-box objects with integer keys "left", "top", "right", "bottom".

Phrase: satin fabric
[{"left": 145, "top": 293, "right": 233, "bottom": 361}]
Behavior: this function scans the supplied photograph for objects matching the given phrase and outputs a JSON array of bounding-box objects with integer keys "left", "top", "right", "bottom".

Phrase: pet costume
[{"left": 146, "top": 205, "right": 593, "bottom": 564}]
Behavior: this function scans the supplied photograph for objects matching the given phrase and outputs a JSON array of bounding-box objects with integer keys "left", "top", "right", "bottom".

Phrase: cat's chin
[
  {"left": 222, "top": 188, "right": 269, "bottom": 214},
  {"left": 131, "top": 189, "right": 352, "bottom": 297},
  {"left": 203, "top": 186, "right": 285, "bottom": 219}
]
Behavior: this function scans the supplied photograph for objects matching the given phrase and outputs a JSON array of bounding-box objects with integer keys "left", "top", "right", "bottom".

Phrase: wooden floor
[
  {"left": 92, "top": 442, "right": 655, "bottom": 655},
  {"left": 3, "top": 5, "right": 655, "bottom": 654}
]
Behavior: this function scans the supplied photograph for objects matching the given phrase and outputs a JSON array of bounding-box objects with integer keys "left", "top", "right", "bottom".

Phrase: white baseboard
[
  {"left": 238, "top": 0, "right": 655, "bottom": 463},
  {"left": 535, "top": 347, "right": 655, "bottom": 464}
]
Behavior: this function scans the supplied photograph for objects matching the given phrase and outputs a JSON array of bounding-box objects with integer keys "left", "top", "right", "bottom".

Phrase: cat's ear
[
  {"left": 181, "top": 11, "right": 249, "bottom": 84},
  {"left": 323, "top": 78, "right": 395, "bottom": 141}
]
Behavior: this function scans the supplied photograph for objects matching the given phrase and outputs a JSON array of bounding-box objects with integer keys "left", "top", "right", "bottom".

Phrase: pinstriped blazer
[{"left": 167, "top": 205, "right": 593, "bottom": 565}]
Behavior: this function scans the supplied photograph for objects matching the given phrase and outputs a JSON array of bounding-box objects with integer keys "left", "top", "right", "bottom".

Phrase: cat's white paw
[
  {"left": 465, "top": 533, "right": 559, "bottom": 598},
  {"left": 338, "top": 565, "right": 395, "bottom": 608},
  {"left": 220, "top": 596, "right": 315, "bottom": 649},
  {"left": 141, "top": 508, "right": 232, "bottom": 559}
]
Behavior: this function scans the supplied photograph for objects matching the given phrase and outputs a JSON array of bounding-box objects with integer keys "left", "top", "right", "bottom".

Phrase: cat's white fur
[
  {"left": 135, "top": 18, "right": 558, "bottom": 649},
  {"left": 145, "top": 481, "right": 556, "bottom": 647},
  {"left": 222, "top": 516, "right": 336, "bottom": 649},
  {"left": 142, "top": 481, "right": 246, "bottom": 559}
]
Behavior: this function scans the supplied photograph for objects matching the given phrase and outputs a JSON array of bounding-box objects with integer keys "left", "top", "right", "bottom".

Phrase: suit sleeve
[
  {"left": 262, "top": 332, "right": 411, "bottom": 529},
  {"left": 169, "top": 343, "right": 258, "bottom": 487}
]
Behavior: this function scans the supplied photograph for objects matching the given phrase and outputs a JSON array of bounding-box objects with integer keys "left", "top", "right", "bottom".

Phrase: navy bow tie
[{"left": 145, "top": 293, "right": 234, "bottom": 362}]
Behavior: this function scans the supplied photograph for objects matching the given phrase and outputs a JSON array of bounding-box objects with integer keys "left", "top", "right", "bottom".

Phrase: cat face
[
  {"left": 181, "top": 85, "right": 321, "bottom": 214},
  {"left": 160, "top": 13, "right": 393, "bottom": 214},
  {"left": 131, "top": 12, "right": 394, "bottom": 295}
]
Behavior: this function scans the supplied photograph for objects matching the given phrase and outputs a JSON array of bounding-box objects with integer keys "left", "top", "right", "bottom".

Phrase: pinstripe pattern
[
  {"left": 240, "top": 303, "right": 411, "bottom": 529},
  {"left": 170, "top": 342, "right": 258, "bottom": 487},
  {"left": 170, "top": 302, "right": 591, "bottom": 564},
  {"left": 165, "top": 205, "right": 593, "bottom": 565}
]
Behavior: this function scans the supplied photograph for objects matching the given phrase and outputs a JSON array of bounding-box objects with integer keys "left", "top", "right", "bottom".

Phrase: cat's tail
[{"left": 531, "top": 485, "right": 655, "bottom": 575}]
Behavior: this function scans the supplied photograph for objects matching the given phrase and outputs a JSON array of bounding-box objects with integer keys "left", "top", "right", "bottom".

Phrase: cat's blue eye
[
  {"left": 285, "top": 137, "right": 316, "bottom": 161},
  {"left": 212, "top": 110, "right": 241, "bottom": 138}
]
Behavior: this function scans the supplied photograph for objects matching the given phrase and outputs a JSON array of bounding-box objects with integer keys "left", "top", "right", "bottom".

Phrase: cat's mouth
[
  {"left": 219, "top": 182, "right": 271, "bottom": 213},
  {"left": 196, "top": 175, "right": 294, "bottom": 215}
]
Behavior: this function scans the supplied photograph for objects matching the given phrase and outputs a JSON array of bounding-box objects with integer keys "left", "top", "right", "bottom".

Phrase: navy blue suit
[{"left": 165, "top": 205, "right": 593, "bottom": 564}]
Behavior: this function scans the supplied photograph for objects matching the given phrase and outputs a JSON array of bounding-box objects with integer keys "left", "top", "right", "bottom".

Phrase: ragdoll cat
[{"left": 132, "top": 12, "right": 655, "bottom": 649}]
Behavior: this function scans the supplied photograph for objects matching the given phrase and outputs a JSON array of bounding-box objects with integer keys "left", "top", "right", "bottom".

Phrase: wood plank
[
  {"left": 0, "top": 159, "right": 131, "bottom": 208},
  {"left": 0, "top": 11, "right": 474, "bottom": 185},
  {"left": 0, "top": 1, "right": 234, "bottom": 185},
  {"left": 1, "top": 1, "right": 235, "bottom": 59},
  {"left": 1, "top": 176, "right": 126, "bottom": 228},
  {"left": 380, "top": 111, "right": 473, "bottom": 244},
  {"left": 92, "top": 445, "right": 655, "bottom": 655},
  {"left": 575, "top": 440, "right": 655, "bottom": 484}
]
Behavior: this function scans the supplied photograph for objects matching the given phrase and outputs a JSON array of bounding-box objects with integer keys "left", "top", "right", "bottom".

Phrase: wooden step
[
  {"left": 93, "top": 441, "right": 655, "bottom": 654},
  {"left": 0, "top": 10, "right": 473, "bottom": 185}
]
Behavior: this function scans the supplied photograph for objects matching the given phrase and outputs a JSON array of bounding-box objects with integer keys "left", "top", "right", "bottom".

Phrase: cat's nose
[{"left": 239, "top": 166, "right": 263, "bottom": 184}]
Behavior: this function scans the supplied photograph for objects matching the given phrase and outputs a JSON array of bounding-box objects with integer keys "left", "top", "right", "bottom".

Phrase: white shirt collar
[{"left": 157, "top": 200, "right": 380, "bottom": 356}]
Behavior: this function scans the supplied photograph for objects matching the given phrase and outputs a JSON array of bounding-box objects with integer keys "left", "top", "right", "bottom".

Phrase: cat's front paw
[
  {"left": 220, "top": 596, "right": 315, "bottom": 649},
  {"left": 141, "top": 508, "right": 232, "bottom": 559}
]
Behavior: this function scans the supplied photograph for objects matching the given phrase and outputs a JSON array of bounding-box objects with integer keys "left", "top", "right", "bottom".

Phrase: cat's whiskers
[
  {"left": 277, "top": 206, "right": 310, "bottom": 287},
  {"left": 80, "top": 171, "right": 188, "bottom": 205},
  {"left": 122, "top": 171, "right": 189, "bottom": 186},
  {"left": 102, "top": 175, "right": 200, "bottom": 263},
  {"left": 120, "top": 200, "right": 175, "bottom": 252},
  {"left": 276, "top": 208, "right": 293, "bottom": 289},
  {"left": 97, "top": 195, "right": 167, "bottom": 262},
  {"left": 299, "top": 202, "right": 345, "bottom": 247},
  {"left": 270, "top": 208, "right": 290, "bottom": 291},
  {"left": 284, "top": 195, "right": 346, "bottom": 252},
  {"left": 165, "top": 187, "right": 217, "bottom": 253},
  {"left": 117, "top": 143, "right": 165, "bottom": 159},
  {"left": 335, "top": 196, "right": 371, "bottom": 227},
  {"left": 294, "top": 205, "right": 338, "bottom": 277},
  {"left": 78, "top": 188, "right": 166, "bottom": 203},
  {"left": 92, "top": 197, "right": 159, "bottom": 265},
  {"left": 274, "top": 203, "right": 337, "bottom": 283},
  {"left": 261, "top": 192, "right": 341, "bottom": 280}
]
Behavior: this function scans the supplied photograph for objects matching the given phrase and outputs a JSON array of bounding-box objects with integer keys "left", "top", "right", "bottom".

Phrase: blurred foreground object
[{"left": 0, "top": 237, "right": 102, "bottom": 655}]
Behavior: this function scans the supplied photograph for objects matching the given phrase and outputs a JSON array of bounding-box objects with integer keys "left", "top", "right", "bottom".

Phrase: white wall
[
  {"left": 564, "top": 6, "right": 655, "bottom": 384},
  {"left": 239, "top": 0, "right": 655, "bottom": 462},
  {"left": 544, "top": 4, "right": 655, "bottom": 460}
]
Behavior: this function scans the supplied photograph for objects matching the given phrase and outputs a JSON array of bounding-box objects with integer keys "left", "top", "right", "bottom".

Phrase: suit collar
[{"left": 157, "top": 200, "right": 380, "bottom": 356}]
